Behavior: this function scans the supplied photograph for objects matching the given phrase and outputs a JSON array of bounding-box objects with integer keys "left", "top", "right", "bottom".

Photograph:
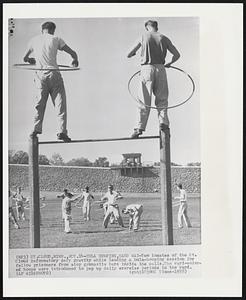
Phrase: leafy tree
[
  {"left": 154, "top": 162, "right": 181, "bottom": 166},
  {"left": 171, "top": 162, "right": 181, "bottom": 166},
  {"left": 93, "top": 157, "right": 109, "bottom": 167},
  {"left": 66, "top": 157, "right": 93, "bottom": 167},
  {"left": 110, "top": 163, "right": 121, "bottom": 167},
  {"left": 38, "top": 154, "right": 50, "bottom": 165},
  {"left": 11, "top": 150, "right": 29, "bottom": 164},
  {"left": 187, "top": 162, "right": 201, "bottom": 166},
  {"left": 50, "top": 152, "right": 65, "bottom": 166},
  {"left": 8, "top": 150, "right": 16, "bottom": 163}
]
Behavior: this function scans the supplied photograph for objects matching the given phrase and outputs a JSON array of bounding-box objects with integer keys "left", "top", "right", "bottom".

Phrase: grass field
[{"left": 9, "top": 192, "right": 201, "bottom": 248}]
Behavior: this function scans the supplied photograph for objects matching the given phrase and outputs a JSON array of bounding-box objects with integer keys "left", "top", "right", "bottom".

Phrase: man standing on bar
[
  {"left": 23, "top": 21, "right": 79, "bottom": 142},
  {"left": 127, "top": 20, "right": 180, "bottom": 138}
]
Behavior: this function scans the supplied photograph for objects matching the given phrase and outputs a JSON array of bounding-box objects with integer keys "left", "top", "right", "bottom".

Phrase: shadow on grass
[{"left": 173, "top": 225, "right": 201, "bottom": 230}]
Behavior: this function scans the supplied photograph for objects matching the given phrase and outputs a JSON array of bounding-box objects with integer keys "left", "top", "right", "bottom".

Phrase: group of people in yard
[
  {"left": 58, "top": 184, "right": 144, "bottom": 234},
  {"left": 9, "top": 187, "right": 45, "bottom": 229},
  {"left": 56, "top": 182, "right": 191, "bottom": 234},
  {"left": 9, "top": 187, "right": 28, "bottom": 229},
  {"left": 9, "top": 183, "right": 192, "bottom": 234}
]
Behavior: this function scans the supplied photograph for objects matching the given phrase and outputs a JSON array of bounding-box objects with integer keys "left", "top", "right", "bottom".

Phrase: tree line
[
  {"left": 8, "top": 150, "right": 200, "bottom": 167},
  {"left": 8, "top": 150, "right": 110, "bottom": 167}
]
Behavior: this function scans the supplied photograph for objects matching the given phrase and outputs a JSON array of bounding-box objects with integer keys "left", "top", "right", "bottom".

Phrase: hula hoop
[
  {"left": 13, "top": 63, "right": 80, "bottom": 71},
  {"left": 128, "top": 66, "right": 195, "bottom": 110}
]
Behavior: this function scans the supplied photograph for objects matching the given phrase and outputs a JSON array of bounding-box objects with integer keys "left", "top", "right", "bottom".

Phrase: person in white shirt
[
  {"left": 175, "top": 183, "right": 192, "bottom": 228},
  {"left": 100, "top": 185, "right": 124, "bottom": 228},
  {"left": 13, "top": 187, "right": 27, "bottom": 221},
  {"left": 122, "top": 204, "right": 143, "bottom": 231},
  {"left": 76, "top": 186, "right": 94, "bottom": 221},
  {"left": 9, "top": 190, "right": 20, "bottom": 229},
  {"left": 57, "top": 189, "right": 81, "bottom": 233},
  {"left": 23, "top": 21, "right": 79, "bottom": 142},
  {"left": 127, "top": 20, "right": 180, "bottom": 138}
]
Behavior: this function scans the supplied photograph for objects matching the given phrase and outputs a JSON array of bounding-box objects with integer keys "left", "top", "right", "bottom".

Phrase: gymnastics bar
[{"left": 38, "top": 135, "right": 160, "bottom": 145}]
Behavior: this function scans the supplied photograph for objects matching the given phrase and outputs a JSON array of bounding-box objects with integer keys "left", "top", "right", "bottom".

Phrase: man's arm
[
  {"left": 164, "top": 38, "right": 180, "bottom": 68},
  {"left": 57, "top": 193, "right": 64, "bottom": 199},
  {"left": 61, "top": 44, "right": 79, "bottom": 67},
  {"left": 70, "top": 193, "right": 82, "bottom": 202},
  {"left": 23, "top": 49, "right": 36, "bottom": 65},
  {"left": 116, "top": 192, "right": 123, "bottom": 200},
  {"left": 75, "top": 194, "right": 83, "bottom": 205},
  {"left": 127, "top": 41, "right": 141, "bottom": 58},
  {"left": 100, "top": 193, "right": 108, "bottom": 201}
]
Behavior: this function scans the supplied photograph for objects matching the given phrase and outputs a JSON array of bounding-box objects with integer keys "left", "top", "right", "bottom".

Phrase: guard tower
[
  {"left": 121, "top": 153, "right": 143, "bottom": 175},
  {"left": 122, "top": 153, "right": 142, "bottom": 166}
]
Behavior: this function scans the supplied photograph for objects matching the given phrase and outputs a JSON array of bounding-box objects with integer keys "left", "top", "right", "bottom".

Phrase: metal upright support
[
  {"left": 29, "top": 135, "right": 40, "bottom": 248},
  {"left": 159, "top": 125, "right": 173, "bottom": 245}
]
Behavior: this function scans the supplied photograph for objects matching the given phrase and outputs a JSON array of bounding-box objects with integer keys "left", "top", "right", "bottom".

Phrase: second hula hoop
[
  {"left": 128, "top": 66, "right": 195, "bottom": 110},
  {"left": 13, "top": 63, "right": 80, "bottom": 71}
]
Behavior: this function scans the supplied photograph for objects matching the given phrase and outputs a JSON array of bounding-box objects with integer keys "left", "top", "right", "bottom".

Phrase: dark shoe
[
  {"left": 131, "top": 129, "right": 143, "bottom": 139},
  {"left": 57, "top": 133, "right": 72, "bottom": 142},
  {"left": 30, "top": 131, "right": 41, "bottom": 138}
]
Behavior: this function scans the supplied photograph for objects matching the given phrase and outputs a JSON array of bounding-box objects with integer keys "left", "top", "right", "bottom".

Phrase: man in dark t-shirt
[{"left": 127, "top": 20, "right": 180, "bottom": 138}]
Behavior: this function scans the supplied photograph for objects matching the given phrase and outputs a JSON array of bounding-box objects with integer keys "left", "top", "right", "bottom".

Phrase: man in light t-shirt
[
  {"left": 9, "top": 190, "right": 20, "bottom": 229},
  {"left": 175, "top": 183, "right": 192, "bottom": 228},
  {"left": 23, "top": 21, "right": 79, "bottom": 142},
  {"left": 127, "top": 20, "right": 180, "bottom": 138},
  {"left": 76, "top": 186, "right": 94, "bottom": 221},
  {"left": 100, "top": 185, "right": 124, "bottom": 228},
  {"left": 57, "top": 189, "right": 81, "bottom": 233}
]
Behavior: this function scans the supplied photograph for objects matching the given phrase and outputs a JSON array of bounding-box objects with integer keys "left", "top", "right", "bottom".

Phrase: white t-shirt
[
  {"left": 62, "top": 197, "right": 72, "bottom": 217},
  {"left": 102, "top": 191, "right": 122, "bottom": 205},
  {"left": 179, "top": 189, "right": 187, "bottom": 202},
  {"left": 125, "top": 204, "right": 142, "bottom": 212},
  {"left": 27, "top": 33, "right": 66, "bottom": 69},
  {"left": 82, "top": 192, "right": 94, "bottom": 205}
]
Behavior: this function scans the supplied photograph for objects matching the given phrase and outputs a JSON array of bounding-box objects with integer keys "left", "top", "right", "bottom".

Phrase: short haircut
[
  {"left": 42, "top": 21, "right": 56, "bottom": 32},
  {"left": 145, "top": 20, "right": 158, "bottom": 30},
  {"left": 177, "top": 183, "right": 183, "bottom": 189}
]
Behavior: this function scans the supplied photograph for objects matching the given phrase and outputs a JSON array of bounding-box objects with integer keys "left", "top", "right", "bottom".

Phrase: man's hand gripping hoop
[{"left": 128, "top": 66, "right": 195, "bottom": 110}]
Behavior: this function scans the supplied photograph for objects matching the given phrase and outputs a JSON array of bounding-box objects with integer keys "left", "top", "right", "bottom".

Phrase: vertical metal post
[
  {"left": 159, "top": 125, "right": 173, "bottom": 245},
  {"left": 29, "top": 135, "right": 40, "bottom": 248}
]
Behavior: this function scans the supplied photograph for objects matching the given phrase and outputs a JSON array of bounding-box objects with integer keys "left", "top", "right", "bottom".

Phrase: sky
[{"left": 8, "top": 17, "right": 199, "bottom": 165}]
